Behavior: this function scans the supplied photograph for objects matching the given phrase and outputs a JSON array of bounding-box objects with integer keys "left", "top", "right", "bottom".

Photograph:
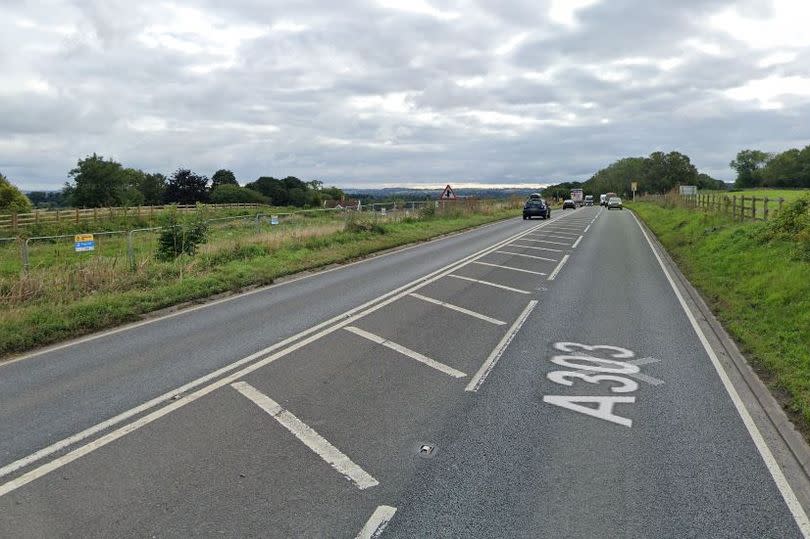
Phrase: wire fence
[{"left": 639, "top": 192, "right": 787, "bottom": 222}]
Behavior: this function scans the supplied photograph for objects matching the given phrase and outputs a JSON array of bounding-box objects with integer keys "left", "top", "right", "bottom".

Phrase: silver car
[{"left": 607, "top": 196, "right": 623, "bottom": 210}]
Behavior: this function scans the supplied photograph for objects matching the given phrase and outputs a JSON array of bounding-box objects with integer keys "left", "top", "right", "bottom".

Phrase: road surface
[{"left": 1, "top": 206, "right": 808, "bottom": 538}]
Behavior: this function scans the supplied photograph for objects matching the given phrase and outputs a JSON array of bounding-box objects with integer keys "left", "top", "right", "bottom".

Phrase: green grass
[
  {"left": 628, "top": 201, "right": 810, "bottom": 430},
  {"left": 0, "top": 206, "right": 519, "bottom": 358},
  {"left": 701, "top": 188, "right": 810, "bottom": 202}
]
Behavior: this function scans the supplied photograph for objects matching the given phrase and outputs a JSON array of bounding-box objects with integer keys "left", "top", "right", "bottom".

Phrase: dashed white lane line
[
  {"left": 547, "top": 254, "right": 570, "bottom": 281},
  {"left": 583, "top": 224, "right": 591, "bottom": 233},
  {"left": 356, "top": 505, "right": 397, "bottom": 539},
  {"left": 571, "top": 236, "right": 583, "bottom": 249},
  {"left": 472, "top": 261, "right": 547, "bottom": 276},
  {"left": 231, "top": 381, "right": 379, "bottom": 490},
  {"left": 409, "top": 293, "right": 506, "bottom": 325},
  {"left": 495, "top": 250, "right": 558, "bottom": 262},
  {"left": 344, "top": 326, "right": 467, "bottom": 378},
  {"left": 508, "top": 243, "right": 563, "bottom": 253},
  {"left": 466, "top": 300, "right": 538, "bottom": 392},
  {"left": 448, "top": 274, "right": 531, "bottom": 295}
]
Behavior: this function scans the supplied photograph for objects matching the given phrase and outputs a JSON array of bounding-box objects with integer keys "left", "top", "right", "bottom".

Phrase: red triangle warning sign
[{"left": 439, "top": 184, "right": 456, "bottom": 199}]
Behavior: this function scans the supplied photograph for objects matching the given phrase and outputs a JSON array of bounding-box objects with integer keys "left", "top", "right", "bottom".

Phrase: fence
[
  {"left": 641, "top": 192, "right": 786, "bottom": 222},
  {"left": 1, "top": 200, "right": 473, "bottom": 275},
  {"left": 0, "top": 203, "right": 267, "bottom": 232}
]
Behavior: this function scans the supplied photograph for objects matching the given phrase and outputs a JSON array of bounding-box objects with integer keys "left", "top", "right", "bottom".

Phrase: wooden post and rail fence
[{"left": 641, "top": 192, "right": 786, "bottom": 222}]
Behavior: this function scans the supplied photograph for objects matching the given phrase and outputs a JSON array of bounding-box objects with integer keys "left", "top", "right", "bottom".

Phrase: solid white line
[
  {"left": 448, "top": 274, "right": 531, "bottom": 295},
  {"left": 344, "top": 326, "right": 466, "bottom": 378},
  {"left": 583, "top": 224, "right": 591, "bottom": 233},
  {"left": 356, "top": 505, "right": 397, "bottom": 539},
  {"left": 0, "top": 213, "right": 572, "bottom": 495},
  {"left": 630, "top": 211, "right": 810, "bottom": 535},
  {"left": 547, "top": 254, "right": 570, "bottom": 281},
  {"left": 466, "top": 300, "right": 538, "bottom": 392},
  {"left": 571, "top": 236, "right": 583, "bottom": 249},
  {"left": 231, "top": 381, "right": 378, "bottom": 490},
  {"left": 495, "top": 250, "right": 558, "bottom": 262},
  {"left": 472, "top": 261, "right": 546, "bottom": 275},
  {"left": 409, "top": 293, "right": 506, "bottom": 325},
  {"left": 508, "top": 243, "right": 563, "bottom": 253}
]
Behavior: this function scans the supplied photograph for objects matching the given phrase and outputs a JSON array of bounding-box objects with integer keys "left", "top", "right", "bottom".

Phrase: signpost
[
  {"left": 679, "top": 185, "right": 697, "bottom": 196},
  {"left": 631, "top": 181, "right": 638, "bottom": 201},
  {"left": 439, "top": 184, "right": 457, "bottom": 200},
  {"left": 381, "top": 207, "right": 387, "bottom": 216},
  {"left": 74, "top": 233, "right": 95, "bottom": 252},
  {"left": 270, "top": 215, "right": 279, "bottom": 225}
]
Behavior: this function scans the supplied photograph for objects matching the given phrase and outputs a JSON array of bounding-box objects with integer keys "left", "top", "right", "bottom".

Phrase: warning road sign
[{"left": 439, "top": 184, "right": 456, "bottom": 199}]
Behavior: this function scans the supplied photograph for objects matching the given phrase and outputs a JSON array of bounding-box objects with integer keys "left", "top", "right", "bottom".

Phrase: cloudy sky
[{"left": 2, "top": 0, "right": 810, "bottom": 190}]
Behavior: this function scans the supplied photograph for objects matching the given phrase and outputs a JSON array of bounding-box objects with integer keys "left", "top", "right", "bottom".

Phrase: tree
[
  {"left": 164, "top": 169, "right": 210, "bottom": 204},
  {"left": 138, "top": 172, "right": 167, "bottom": 205},
  {"left": 245, "top": 177, "right": 289, "bottom": 205},
  {"left": 64, "top": 153, "right": 129, "bottom": 207},
  {"left": 322, "top": 186, "right": 345, "bottom": 201},
  {"left": 210, "top": 185, "right": 269, "bottom": 204},
  {"left": 0, "top": 172, "right": 32, "bottom": 213},
  {"left": 211, "top": 169, "right": 238, "bottom": 189},
  {"left": 730, "top": 149, "right": 770, "bottom": 188}
]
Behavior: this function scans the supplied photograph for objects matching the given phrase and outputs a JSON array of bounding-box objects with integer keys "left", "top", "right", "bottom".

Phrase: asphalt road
[{"left": 0, "top": 206, "right": 808, "bottom": 538}]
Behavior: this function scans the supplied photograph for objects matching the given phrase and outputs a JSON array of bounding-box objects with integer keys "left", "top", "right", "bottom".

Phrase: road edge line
[
  {"left": 630, "top": 210, "right": 810, "bottom": 536},
  {"left": 356, "top": 505, "right": 397, "bottom": 538}
]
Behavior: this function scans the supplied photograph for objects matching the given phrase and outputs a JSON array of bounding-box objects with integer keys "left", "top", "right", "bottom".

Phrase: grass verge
[
  {"left": 629, "top": 201, "right": 810, "bottom": 430},
  {"left": 0, "top": 208, "right": 518, "bottom": 359}
]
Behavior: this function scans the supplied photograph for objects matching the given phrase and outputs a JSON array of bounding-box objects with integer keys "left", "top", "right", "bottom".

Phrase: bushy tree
[
  {"left": 730, "top": 149, "right": 770, "bottom": 188},
  {"left": 0, "top": 172, "right": 33, "bottom": 213},
  {"left": 138, "top": 172, "right": 167, "bottom": 205},
  {"left": 64, "top": 153, "right": 133, "bottom": 207},
  {"left": 210, "top": 184, "right": 268, "bottom": 203},
  {"left": 156, "top": 207, "right": 209, "bottom": 260},
  {"left": 164, "top": 169, "right": 209, "bottom": 204},
  {"left": 211, "top": 169, "right": 238, "bottom": 189}
]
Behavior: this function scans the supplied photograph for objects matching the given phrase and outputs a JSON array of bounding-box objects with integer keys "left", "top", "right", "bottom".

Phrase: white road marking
[
  {"left": 344, "top": 326, "right": 467, "bottom": 378},
  {"left": 542, "top": 225, "right": 585, "bottom": 232},
  {"left": 547, "top": 254, "right": 570, "bottom": 281},
  {"left": 231, "top": 381, "right": 378, "bottom": 490},
  {"left": 472, "top": 261, "right": 546, "bottom": 275},
  {"left": 527, "top": 231, "right": 579, "bottom": 237},
  {"left": 466, "top": 300, "right": 538, "bottom": 392},
  {"left": 571, "top": 236, "right": 583, "bottom": 249},
  {"left": 356, "top": 505, "right": 397, "bottom": 539},
  {"left": 631, "top": 211, "right": 810, "bottom": 535},
  {"left": 570, "top": 357, "right": 664, "bottom": 386},
  {"left": 524, "top": 239, "right": 573, "bottom": 246},
  {"left": 508, "top": 242, "right": 563, "bottom": 253},
  {"left": 409, "top": 293, "right": 506, "bottom": 325},
  {"left": 495, "top": 250, "right": 558, "bottom": 262},
  {"left": 0, "top": 213, "right": 579, "bottom": 496},
  {"left": 583, "top": 224, "right": 591, "bottom": 233},
  {"left": 448, "top": 274, "right": 531, "bottom": 294},
  {"left": 544, "top": 234, "right": 580, "bottom": 240}
]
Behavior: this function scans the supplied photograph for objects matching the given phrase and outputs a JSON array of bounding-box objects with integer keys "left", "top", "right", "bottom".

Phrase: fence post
[
  {"left": 732, "top": 195, "right": 737, "bottom": 220},
  {"left": 753, "top": 197, "right": 758, "bottom": 220},
  {"left": 127, "top": 230, "right": 136, "bottom": 271},
  {"left": 764, "top": 197, "right": 769, "bottom": 221},
  {"left": 11, "top": 212, "right": 17, "bottom": 233},
  {"left": 779, "top": 198, "right": 784, "bottom": 214},
  {"left": 21, "top": 238, "right": 30, "bottom": 274}
]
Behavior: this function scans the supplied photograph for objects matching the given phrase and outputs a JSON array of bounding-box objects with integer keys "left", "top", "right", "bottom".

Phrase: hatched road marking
[
  {"left": 345, "top": 326, "right": 467, "bottom": 378},
  {"left": 409, "top": 293, "right": 506, "bottom": 325},
  {"left": 495, "top": 250, "right": 558, "bottom": 262},
  {"left": 232, "top": 381, "right": 379, "bottom": 490},
  {"left": 448, "top": 274, "right": 531, "bottom": 294},
  {"left": 471, "top": 261, "right": 546, "bottom": 276}
]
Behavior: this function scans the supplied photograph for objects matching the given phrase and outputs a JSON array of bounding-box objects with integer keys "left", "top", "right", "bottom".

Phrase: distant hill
[{"left": 343, "top": 186, "right": 546, "bottom": 200}]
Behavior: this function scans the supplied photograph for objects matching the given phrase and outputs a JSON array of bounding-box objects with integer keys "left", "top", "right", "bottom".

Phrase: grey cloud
[{"left": 1, "top": 0, "right": 809, "bottom": 190}]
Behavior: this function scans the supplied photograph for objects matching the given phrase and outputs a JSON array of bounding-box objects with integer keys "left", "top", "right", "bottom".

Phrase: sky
[{"left": 2, "top": 0, "right": 810, "bottom": 190}]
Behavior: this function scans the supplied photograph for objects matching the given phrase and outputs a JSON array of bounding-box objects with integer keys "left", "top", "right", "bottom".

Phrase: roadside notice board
[
  {"left": 381, "top": 208, "right": 387, "bottom": 216},
  {"left": 631, "top": 181, "right": 638, "bottom": 192},
  {"left": 679, "top": 185, "right": 697, "bottom": 195},
  {"left": 270, "top": 215, "right": 279, "bottom": 225},
  {"left": 74, "top": 234, "right": 95, "bottom": 252}
]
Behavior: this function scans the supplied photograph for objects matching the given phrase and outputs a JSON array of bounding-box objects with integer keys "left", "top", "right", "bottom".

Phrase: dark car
[
  {"left": 562, "top": 199, "right": 577, "bottom": 210},
  {"left": 523, "top": 199, "right": 550, "bottom": 220}
]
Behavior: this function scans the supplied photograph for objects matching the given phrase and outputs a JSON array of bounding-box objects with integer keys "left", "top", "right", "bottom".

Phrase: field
[
  {"left": 701, "top": 188, "right": 810, "bottom": 202},
  {"left": 0, "top": 201, "right": 520, "bottom": 357},
  {"left": 629, "top": 200, "right": 810, "bottom": 431}
]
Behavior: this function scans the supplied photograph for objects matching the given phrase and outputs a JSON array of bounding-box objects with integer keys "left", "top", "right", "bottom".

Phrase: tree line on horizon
[
  {"left": 2, "top": 154, "right": 346, "bottom": 212},
  {"left": 729, "top": 145, "right": 810, "bottom": 189}
]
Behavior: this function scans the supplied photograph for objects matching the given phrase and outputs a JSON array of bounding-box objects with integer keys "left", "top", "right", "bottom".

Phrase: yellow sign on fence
[{"left": 74, "top": 234, "right": 94, "bottom": 243}]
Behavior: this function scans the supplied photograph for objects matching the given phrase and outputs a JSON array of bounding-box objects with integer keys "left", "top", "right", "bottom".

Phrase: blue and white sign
[
  {"left": 270, "top": 215, "right": 279, "bottom": 225},
  {"left": 74, "top": 234, "right": 95, "bottom": 252}
]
